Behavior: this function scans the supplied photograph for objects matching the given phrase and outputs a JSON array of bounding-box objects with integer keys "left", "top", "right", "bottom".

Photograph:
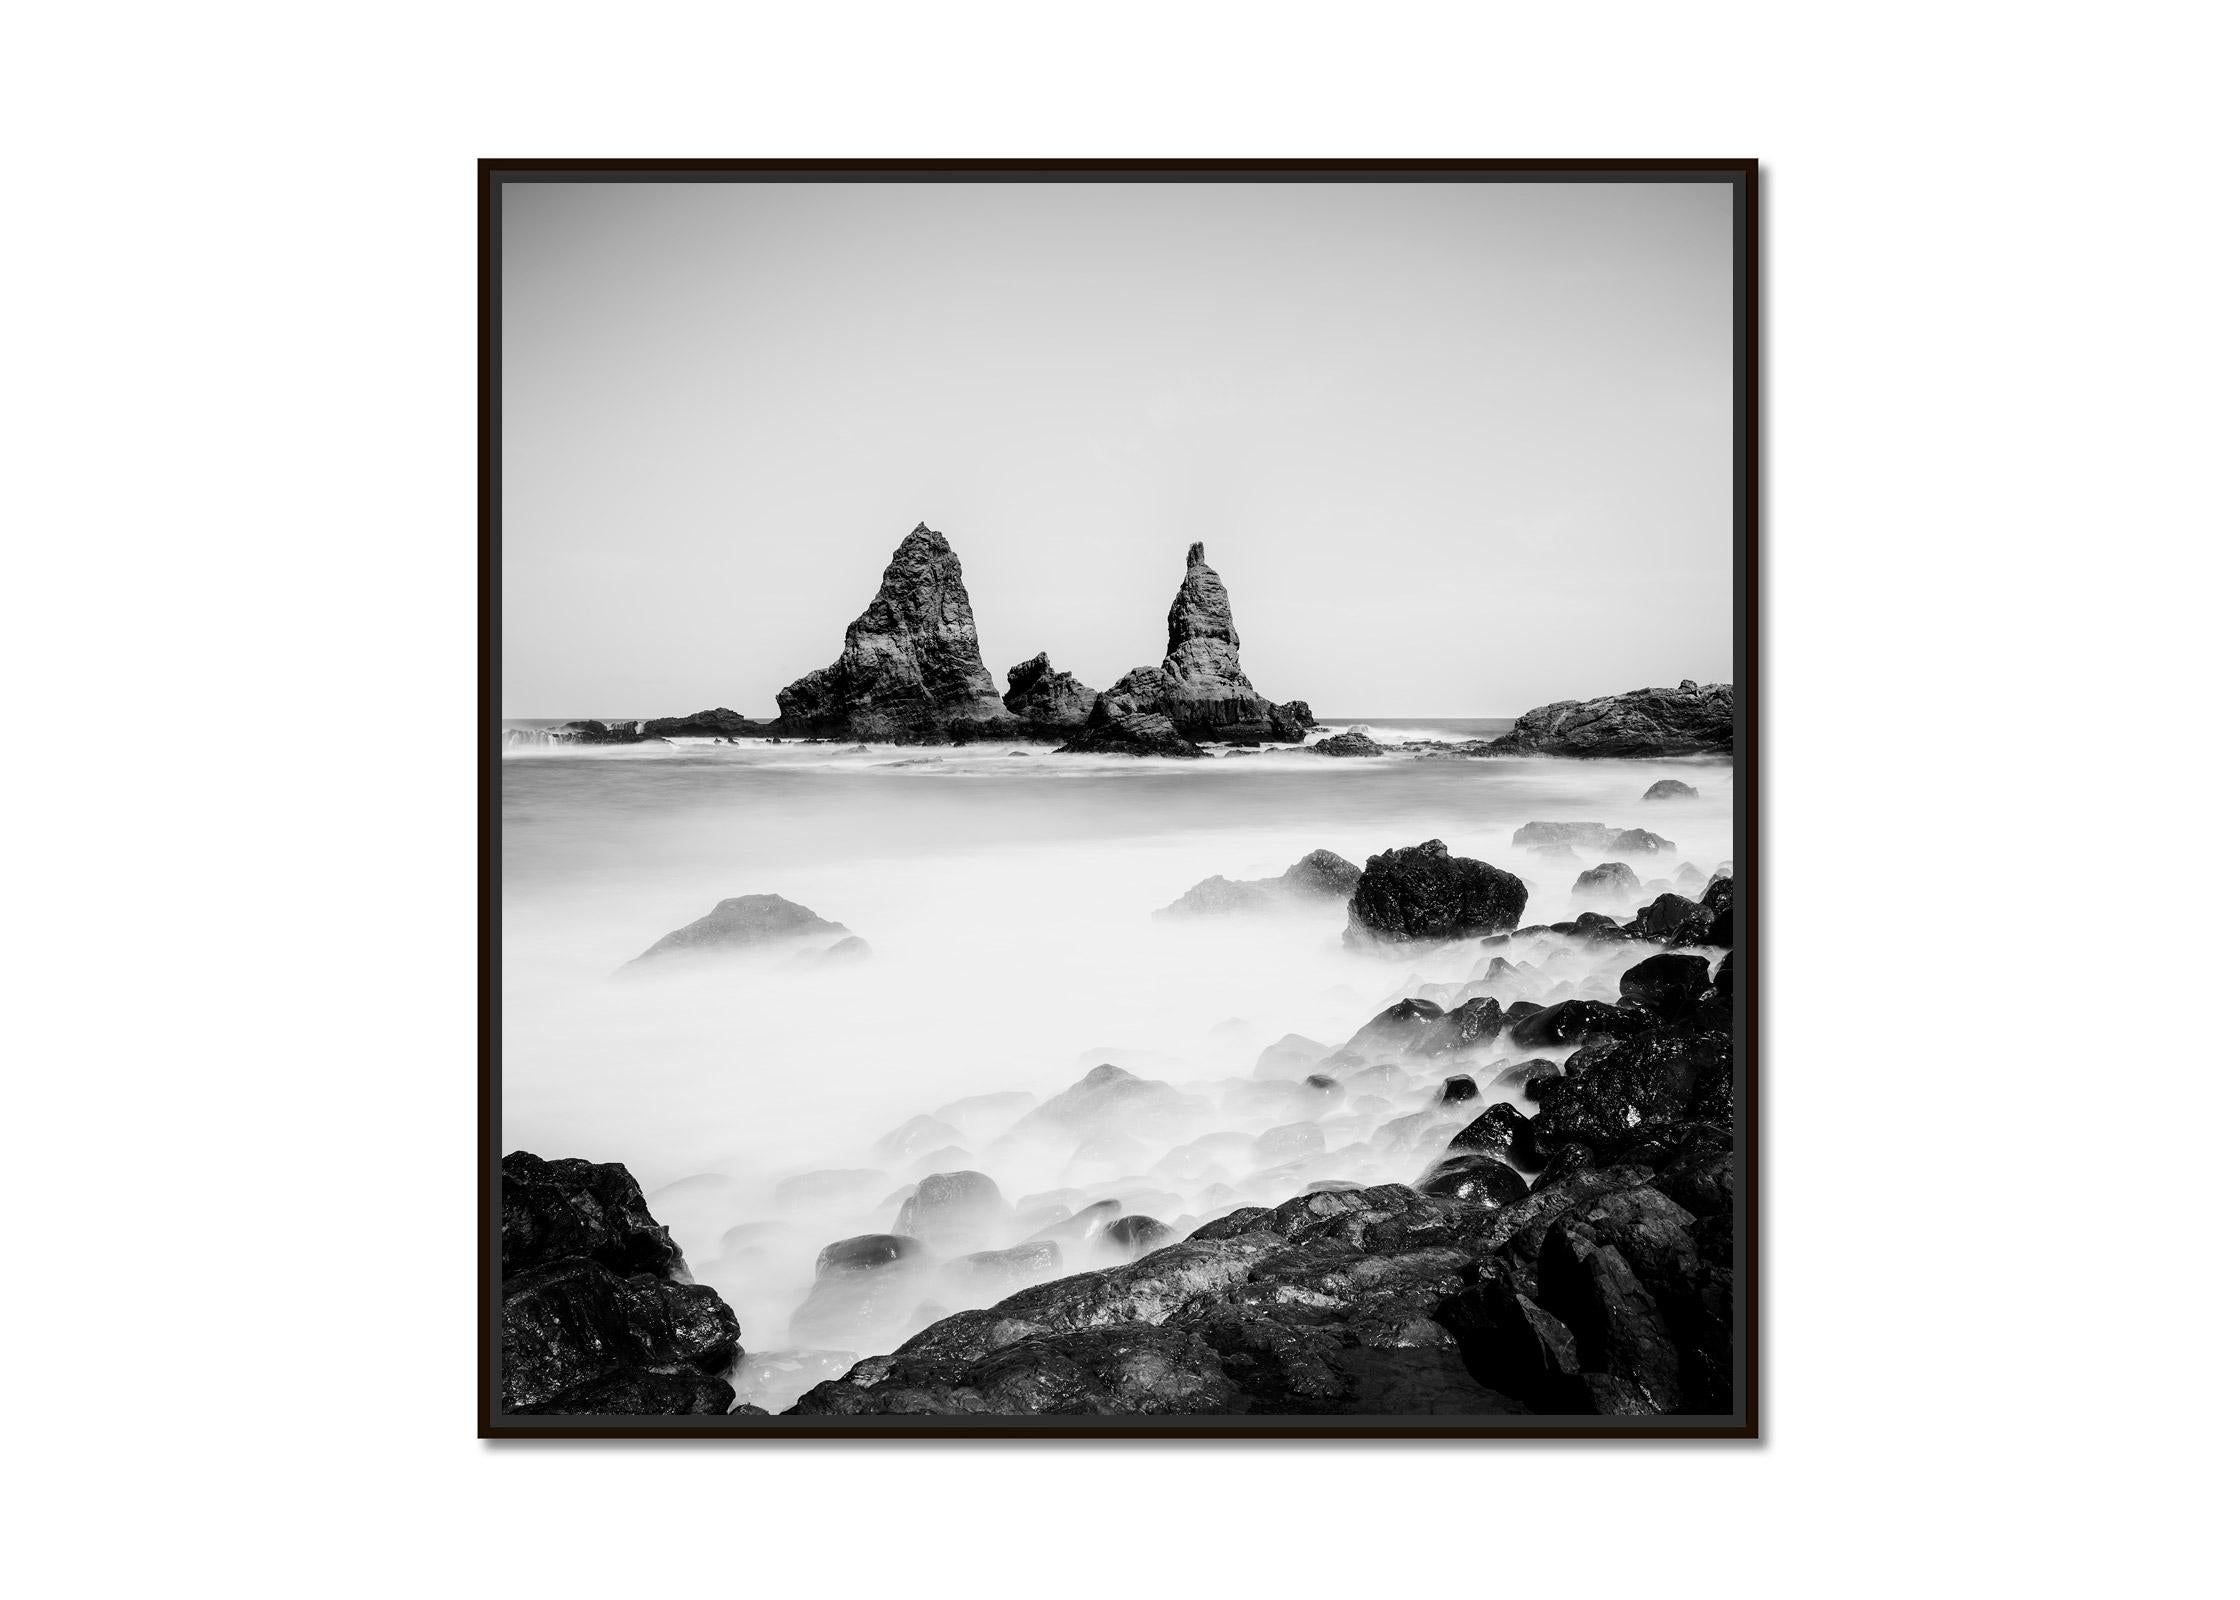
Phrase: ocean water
[{"left": 499, "top": 727, "right": 1733, "bottom": 1401}]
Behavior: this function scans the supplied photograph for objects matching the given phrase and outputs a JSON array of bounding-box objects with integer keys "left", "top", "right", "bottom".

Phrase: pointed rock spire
[{"left": 773, "top": 522, "right": 1008, "bottom": 740}]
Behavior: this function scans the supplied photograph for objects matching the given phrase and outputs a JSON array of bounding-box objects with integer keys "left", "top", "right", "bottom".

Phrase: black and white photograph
[{"left": 488, "top": 163, "right": 1755, "bottom": 1432}]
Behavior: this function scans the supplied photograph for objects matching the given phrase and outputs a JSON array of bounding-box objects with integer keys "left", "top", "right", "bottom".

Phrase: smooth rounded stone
[
  {"left": 1414, "top": 1153, "right": 1531, "bottom": 1208},
  {"left": 1491, "top": 1058, "right": 1566, "bottom": 1101},
  {"left": 1574, "top": 861, "right": 1643, "bottom": 899},
  {"left": 1373, "top": 1109, "right": 1459, "bottom": 1153},
  {"left": 622, "top": 893, "right": 852, "bottom": 970},
  {"left": 1713, "top": 860, "right": 1734, "bottom": 879},
  {"left": 1254, "top": 1033, "right": 1332, "bottom": 1080},
  {"left": 1252, "top": 1121, "right": 1327, "bottom": 1165},
  {"left": 1608, "top": 829, "right": 1676, "bottom": 857},
  {"left": 1100, "top": 1215, "right": 1178, "bottom": 1260},
  {"left": 1302, "top": 1073, "right": 1344, "bottom": 1104},
  {"left": 814, "top": 1233, "right": 929, "bottom": 1279},
  {"left": 773, "top": 1168, "right": 887, "bottom": 1211},
  {"left": 1643, "top": 778, "right": 1699, "bottom": 801},
  {"left": 1009, "top": 1199, "right": 1074, "bottom": 1237},
  {"left": 939, "top": 1240, "right": 1064, "bottom": 1300},
  {"left": 1336, "top": 998, "right": 1448, "bottom": 1061},
  {"left": 1508, "top": 999, "right": 1653, "bottom": 1051},
  {"left": 1620, "top": 952, "right": 1714, "bottom": 1021},
  {"left": 873, "top": 1115, "right": 966, "bottom": 1164},
  {"left": 1345, "top": 840, "right": 1530, "bottom": 947},
  {"left": 906, "top": 1144, "right": 976, "bottom": 1177},
  {"left": 1436, "top": 1075, "right": 1481, "bottom": 1106},
  {"left": 1031, "top": 1198, "right": 1124, "bottom": 1244},
  {"left": 1673, "top": 863, "right": 1709, "bottom": 893},
  {"left": 891, "top": 1171, "right": 1008, "bottom": 1256}
]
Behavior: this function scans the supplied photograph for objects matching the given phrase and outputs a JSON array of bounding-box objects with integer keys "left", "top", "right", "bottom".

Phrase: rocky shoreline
[
  {"left": 511, "top": 522, "right": 1731, "bottom": 762},
  {"left": 501, "top": 833, "right": 1739, "bottom": 1420}
]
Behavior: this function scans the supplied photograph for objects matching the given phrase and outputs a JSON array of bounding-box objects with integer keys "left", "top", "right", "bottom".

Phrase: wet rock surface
[
  {"left": 499, "top": 1153, "right": 743, "bottom": 1414},
  {"left": 1346, "top": 840, "right": 1529, "bottom": 947}
]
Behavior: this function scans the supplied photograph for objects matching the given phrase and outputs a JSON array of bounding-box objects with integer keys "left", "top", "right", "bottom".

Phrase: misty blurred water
[{"left": 499, "top": 725, "right": 1733, "bottom": 1383}]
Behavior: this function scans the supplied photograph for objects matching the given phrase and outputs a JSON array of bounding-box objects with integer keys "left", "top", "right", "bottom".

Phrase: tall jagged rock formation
[
  {"left": 1003, "top": 652, "right": 1097, "bottom": 732},
  {"left": 1093, "top": 542, "right": 1313, "bottom": 743},
  {"left": 773, "top": 523, "right": 1010, "bottom": 741}
]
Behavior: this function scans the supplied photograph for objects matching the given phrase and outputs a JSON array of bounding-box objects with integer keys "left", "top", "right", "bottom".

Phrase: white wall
[{"left": 5, "top": 2, "right": 2232, "bottom": 1595}]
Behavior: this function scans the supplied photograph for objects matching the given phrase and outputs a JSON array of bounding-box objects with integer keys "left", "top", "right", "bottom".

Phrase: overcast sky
[{"left": 500, "top": 178, "right": 1733, "bottom": 719}]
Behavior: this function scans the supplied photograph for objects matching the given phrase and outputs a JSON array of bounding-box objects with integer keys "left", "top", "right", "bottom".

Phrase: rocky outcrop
[
  {"left": 1055, "top": 705, "right": 1206, "bottom": 759},
  {"left": 1156, "top": 849, "right": 1362, "bottom": 917},
  {"left": 500, "top": 1152, "right": 742, "bottom": 1414},
  {"left": 1312, "top": 730, "right": 1386, "bottom": 757},
  {"left": 1093, "top": 543, "right": 1313, "bottom": 745},
  {"left": 1344, "top": 840, "right": 1529, "bottom": 947},
  {"left": 1003, "top": 653, "right": 1098, "bottom": 733},
  {"left": 1488, "top": 681, "right": 1733, "bottom": 759},
  {"left": 639, "top": 707, "right": 762, "bottom": 738},
  {"left": 624, "top": 894, "right": 851, "bottom": 969},
  {"left": 1643, "top": 778, "right": 1700, "bottom": 801},
  {"left": 553, "top": 719, "right": 657, "bottom": 745},
  {"left": 773, "top": 523, "right": 1011, "bottom": 741}
]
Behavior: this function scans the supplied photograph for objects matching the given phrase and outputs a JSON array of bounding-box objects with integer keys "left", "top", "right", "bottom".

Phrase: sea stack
[
  {"left": 1093, "top": 543, "right": 1313, "bottom": 744},
  {"left": 773, "top": 523, "right": 1011, "bottom": 741}
]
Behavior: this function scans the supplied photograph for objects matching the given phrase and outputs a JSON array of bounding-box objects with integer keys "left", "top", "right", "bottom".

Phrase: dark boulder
[
  {"left": 1101, "top": 1216, "right": 1178, "bottom": 1260},
  {"left": 1630, "top": 892, "right": 1700, "bottom": 941},
  {"left": 1668, "top": 875, "right": 1736, "bottom": 948},
  {"left": 1507, "top": 999, "right": 1654, "bottom": 1052},
  {"left": 1642, "top": 778, "right": 1699, "bottom": 800},
  {"left": 772, "top": 523, "right": 1012, "bottom": 741},
  {"left": 1436, "top": 1075, "right": 1481, "bottom": 1106},
  {"left": 1490, "top": 1056, "right": 1563, "bottom": 1100},
  {"left": 638, "top": 707, "right": 762, "bottom": 738},
  {"left": 1574, "top": 861, "right": 1642, "bottom": 899},
  {"left": 1345, "top": 840, "right": 1529, "bottom": 947},
  {"left": 1312, "top": 730, "right": 1385, "bottom": 757},
  {"left": 624, "top": 893, "right": 850, "bottom": 968},
  {"left": 1619, "top": 952, "right": 1714, "bottom": 1021},
  {"left": 1538, "top": 1219, "right": 1686, "bottom": 1412},
  {"left": 1337, "top": 998, "right": 1448, "bottom": 1060},
  {"left": 892, "top": 1171, "right": 1008, "bottom": 1257},
  {"left": 514, "top": 1368, "right": 738, "bottom": 1416},
  {"left": 1446, "top": 1102, "right": 1540, "bottom": 1169},
  {"left": 553, "top": 719, "right": 653, "bottom": 745},
  {"left": 1488, "top": 681, "right": 1733, "bottom": 759},
  {"left": 1003, "top": 652, "right": 1098, "bottom": 731},
  {"left": 500, "top": 1151, "right": 686, "bottom": 1280},
  {"left": 1534, "top": 1027, "right": 1734, "bottom": 1158},
  {"left": 502, "top": 1257, "right": 741, "bottom": 1412},
  {"left": 1409, "top": 996, "right": 1507, "bottom": 1057},
  {"left": 1056, "top": 704, "right": 1206, "bottom": 759}
]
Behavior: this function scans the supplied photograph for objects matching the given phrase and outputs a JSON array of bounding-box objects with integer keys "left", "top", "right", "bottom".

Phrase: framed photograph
[{"left": 483, "top": 159, "right": 1757, "bottom": 1437}]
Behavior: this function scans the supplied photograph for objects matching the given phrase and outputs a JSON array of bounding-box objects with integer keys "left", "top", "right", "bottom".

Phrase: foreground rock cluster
[
  {"left": 783, "top": 865, "right": 1737, "bottom": 1417},
  {"left": 499, "top": 1153, "right": 743, "bottom": 1414}
]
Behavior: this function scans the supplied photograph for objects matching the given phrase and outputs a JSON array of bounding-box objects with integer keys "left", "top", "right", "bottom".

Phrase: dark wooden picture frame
[{"left": 480, "top": 158, "right": 1759, "bottom": 1439}]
